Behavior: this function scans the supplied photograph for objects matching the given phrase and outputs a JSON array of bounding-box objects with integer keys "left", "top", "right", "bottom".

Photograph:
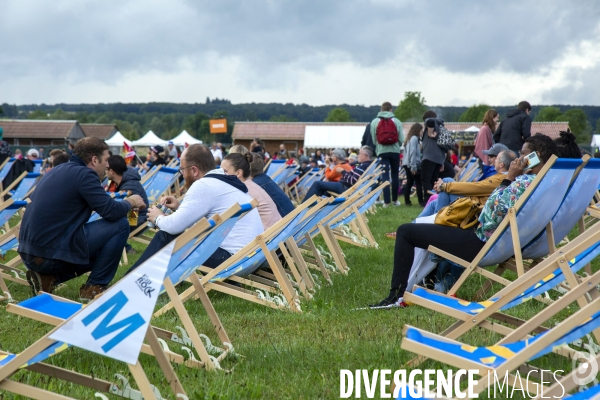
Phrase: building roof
[
  {"left": 81, "top": 123, "right": 118, "bottom": 139},
  {"left": 232, "top": 121, "right": 570, "bottom": 142},
  {"left": 0, "top": 119, "right": 80, "bottom": 139},
  {"left": 232, "top": 122, "right": 369, "bottom": 141}
]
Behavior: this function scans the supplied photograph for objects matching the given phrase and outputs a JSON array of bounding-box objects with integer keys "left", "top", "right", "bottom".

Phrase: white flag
[{"left": 50, "top": 241, "right": 175, "bottom": 364}]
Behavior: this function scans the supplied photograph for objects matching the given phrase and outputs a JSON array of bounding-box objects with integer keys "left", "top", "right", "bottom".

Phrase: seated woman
[
  {"left": 369, "top": 134, "right": 558, "bottom": 308},
  {"left": 221, "top": 152, "right": 282, "bottom": 230}
]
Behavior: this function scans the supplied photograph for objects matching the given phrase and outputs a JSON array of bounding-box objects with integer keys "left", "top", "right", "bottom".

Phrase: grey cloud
[
  {"left": 541, "top": 64, "right": 600, "bottom": 105},
  {"left": 1, "top": 0, "right": 599, "bottom": 90}
]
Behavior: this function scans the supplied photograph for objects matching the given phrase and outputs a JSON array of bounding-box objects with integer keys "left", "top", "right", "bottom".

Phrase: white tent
[
  {"left": 591, "top": 135, "right": 600, "bottom": 148},
  {"left": 171, "top": 130, "right": 202, "bottom": 146},
  {"left": 104, "top": 131, "right": 132, "bottom": 147},
  {"left": 132, "top": 130, "right": 165, "bottom": 147},
  {"left": 464, "top": 126, "right": 480, "bottom": 132},
  {"left": 304, "top": 125, "right": 366, "bottom": 149}
]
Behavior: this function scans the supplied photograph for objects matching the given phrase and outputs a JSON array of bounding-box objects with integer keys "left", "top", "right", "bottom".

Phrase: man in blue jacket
[{"left": 18, "top": 137, "right": 146, "bottom": 300}]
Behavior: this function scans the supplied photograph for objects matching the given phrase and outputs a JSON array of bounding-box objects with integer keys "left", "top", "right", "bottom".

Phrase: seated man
[
  {"left": 301, "top": 148, "right": 363, "bottom": 202},
  {"left": 370, "top": 134, "right": 557, "bottom": 308},
  {"left": 478, "top": 143, "right": 509, "bottom": 180},
  {"left": 18, "top": 137, "right": 146, "bottom": 300},
  {"left": 128, "top": 144, "right": 263, "bottom": 272},
  {"left": 106, "top": 155, "right": 150, "bottom": 254},
  {"left": 419, "top": 148, "right": 517, "bottom": 217}
]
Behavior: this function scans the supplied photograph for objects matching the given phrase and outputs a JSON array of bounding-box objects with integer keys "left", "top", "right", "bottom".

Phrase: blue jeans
[
  {"left": 302, "top": 181, "right": 345, "bottom": 203},
  {"left": 127, "top": 230, "right": 233, "bottom": 274},
  {"left": 418, "top": 178, "right": 462, "bottom": 218},
  {"left": 21, "top": 218, "right": 130, "bottom": 286}
]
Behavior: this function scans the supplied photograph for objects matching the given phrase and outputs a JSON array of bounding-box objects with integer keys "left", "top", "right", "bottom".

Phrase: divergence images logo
[
  {"left": 136, "top": 274, "right": 155, "bottom": 298},
  {"left": 572, "top": 349, "right": 599, "bottom": 386}
]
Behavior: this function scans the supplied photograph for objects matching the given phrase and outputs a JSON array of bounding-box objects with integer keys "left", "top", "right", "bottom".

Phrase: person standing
[
  {"left": 370, "top": 102, "right": 403, "bottom": 207},
  {"left": 167, "top": 141, "right": 178, "bottom": 161},
  {"left": 474, "top": 109, "right": 499, "bottom": 165},
  {"left": 493, "top": 101, "right": 532, "bottom": 153},
  {"left": 420, "top": 111, "right": 447, "bottom": 203},
  {"left": 402, "top": 123, "right": 423, "bottom": 206}
]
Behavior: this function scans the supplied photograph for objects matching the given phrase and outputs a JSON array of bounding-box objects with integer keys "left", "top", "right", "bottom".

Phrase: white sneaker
[
  {"left": 375, "top": 200, "right": 385, "bottom": 206},
  {"left": 392, "top": 201, "right": 402, "bottom": 206}
]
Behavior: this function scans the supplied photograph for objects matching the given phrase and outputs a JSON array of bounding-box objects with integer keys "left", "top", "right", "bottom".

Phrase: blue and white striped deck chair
[
  {"left": 401, "top": 285, "right": 600, "bottom": 397},
  {"left": 0, "top": 297, "right": 188, "bottom": 399},
  {"left": 144, "top": 167, "right": 180, "bottom": 204},
  {"left": 32, "top": 159, "right": 43, "bottom": 173},
  {"left": 435, "top": 156, "right": 580, "bottom": 296},
  {"left": 264, "top": 159, "right": 286, "bottom": 178},
  {"left": 457, "top": 157, "right": 479, "bottom": 182},
  {"left": 5, "top": 208, "right": 252, "bottom": 373},
  {"left": 9, "top": 172, "right": 41, "bottom": 201}
]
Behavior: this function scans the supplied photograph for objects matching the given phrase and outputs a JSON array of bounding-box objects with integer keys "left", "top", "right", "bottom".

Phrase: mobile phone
[{"left": 525, "top": 151, "right": 540, "bottom": 169}]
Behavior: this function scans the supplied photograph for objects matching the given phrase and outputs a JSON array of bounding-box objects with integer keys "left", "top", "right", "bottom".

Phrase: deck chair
[
  {"left": 160, "top": 197, "right": 323, "bottom": 315},
  {"left": 0, "top": 244, "right": 190, "bottom": 400},
  {"left": 6, "top": 204, "right": 256, "bottom": 373},
  {"left": 32, "top": 159, "right": 43, "bottom": 173},
  {"left": 9, "top": 172, "right": 41, "bottom": 201},
  {"left": 536, "top": 351, "right": 600, "bottom": 399},
  {"left": 0, "top": 200, "right": 31, "bottom": 300},
  {"left": 474, "top": 156, "right": 600, "bottom": 299},
  {"left": 290, "top": 168, "right": 323, "bottom": 202},
  {"left": 139, "top": 165, "right": 160, "bottom": 186},
  {"left": 404, "top": 219, "right": 600, "bottom": 368},
  {"left": 264, "top": 159, "right": 286, "bottom": 178},
  {"left": 0, "top": 157, "right": 13, "bottom": 192},
  {"left": 431, "top": 156, "right": 579, "bottom": 296},
  {"left": 401, "top": 285, "right": 600, "bottom": 397},
  {"left": 456, "top": 157, "right": 479, "bottom": 182},
  {"left": 272, "top": 164, "right": 298, "bottom": 187}
]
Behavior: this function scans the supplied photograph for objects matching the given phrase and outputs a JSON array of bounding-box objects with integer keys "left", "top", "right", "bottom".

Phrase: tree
[
  {"left": 269, "top": 114, "right": 298, "bottom": 122},
  {"left": 325, "top": 107, "right": 353, "bottom": 122},
  {"left": 394, "top": 91, "right": 427, "bottom": 122},
  {"left": 459, "top": 104, "right": 490, "bottom": 123},
  {"left": 596, "top": 119, "right": 600, "bottom": 135},
  {"left": 534, "top": 106, "right": 563, "bottom": 122},
  {"left": 562, "top": 108, "right": 589, "bottom": 144},
  {"left": 28, "top": 110, "right": 48, "bottom": 119}
]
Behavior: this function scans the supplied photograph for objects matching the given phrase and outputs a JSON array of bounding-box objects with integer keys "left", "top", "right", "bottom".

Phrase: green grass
[{"left": 0, "top": 206, "right": 597, "bottom": 399}]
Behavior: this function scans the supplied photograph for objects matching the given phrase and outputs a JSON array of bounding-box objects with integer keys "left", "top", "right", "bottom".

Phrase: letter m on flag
[{"left": 81, "top": 290, "right": 145, "bottom": 353}]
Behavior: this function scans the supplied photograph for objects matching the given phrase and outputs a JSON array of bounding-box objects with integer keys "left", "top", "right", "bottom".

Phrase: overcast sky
[{"left": 1, "top": 0, "right": 599, "bottom": 107}]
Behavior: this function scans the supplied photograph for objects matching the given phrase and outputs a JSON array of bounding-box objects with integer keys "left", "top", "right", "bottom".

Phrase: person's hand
[
  {"left": 125, "top": 195, "right": 146, "bottom": 209},
  {"left": 160, "top": 195, "right": 180, "bottom": 210},
  {"left": 507, "top": 155, "right": 528, "bottom": 181},
  {"left": 411, "top": 168, "right": 417, "bottom": 175},
  {"left": 433, "top": 178, "right": 444, "bottom": 192},
  {"left": 147, "top": 205, "right": 165, "bottom": 224}
]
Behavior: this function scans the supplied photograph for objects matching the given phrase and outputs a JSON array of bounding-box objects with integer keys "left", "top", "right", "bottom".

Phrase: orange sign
[{"left": 209, "top": 119, "right": 228, "bottom": 134}]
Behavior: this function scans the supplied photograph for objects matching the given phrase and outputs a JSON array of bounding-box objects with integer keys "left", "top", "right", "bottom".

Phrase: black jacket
[
  {"left": 3, "top": 159, "right": 34, "bottom": 192},
  {"left": 18, "top": 155, "right": 131, "bottom": 264},
  {"left": 116, "top": 168, "right": 149, "bottom": 223},
  {"left": 493, "top": 109, "right": 532, "bottom": 152},
  {"left": 361, "top": 123, "right": 377, "bottom": 157}
]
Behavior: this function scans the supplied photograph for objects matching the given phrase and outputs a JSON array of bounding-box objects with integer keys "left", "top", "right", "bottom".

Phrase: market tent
[
  {"left": 171, "top": 130, "right": 202, "bottom": 146},
  {"left": 104, "top": 131, "right": 132, "bottom": 147},
  {"left": 464, "top": 126, "right": 480, "bottom": 132},
  {"left": 132, "top": 130, "right": 165, "bottom": 147},
  {"left": 304, "top": 125, "right": 366, "bottom": 149}
]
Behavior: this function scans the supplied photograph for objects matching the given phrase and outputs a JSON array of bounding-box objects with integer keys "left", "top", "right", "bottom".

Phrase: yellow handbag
[{"left": 434, "top": 197, "right": 483, "bottom": 229}]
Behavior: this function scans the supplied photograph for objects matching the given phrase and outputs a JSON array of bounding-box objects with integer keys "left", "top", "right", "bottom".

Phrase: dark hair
[
  {"left": 554, "top": 129, "right": 582, "bottom": 159},
  {"left": 52, "top": 153, "right": 70, "bottom": 167},
  {"left": 404, "top": 123, "right": 423, "bottom": 146},
  {"left": 517, "top": 101, "right": 532, "bottom": 112},
  {"left": 184, "top": 144, "right": 215, "bottom": 174},
  {"left": 524, "top": 133, "right": 557, "bottom": 163},
  {"left": 381, "top": 102, "right": 393, "bottom": 112},
  {"left": 422, "top": 110, "right": 437, "bottom": 121},
  {"left": 73, "top": 137, "right": 108, "bottom": 164},
  {"left": 482, "top": 109, "right": 499, "bottom": 132},
  {"left": 224, "top": 152, "right": 253, "bottom": 179},
  {"left": 107, "top": 155, "right": 128, "bottom": 175},
  {"left": 249, "top": 152, "right": 265, "bottom": 177}
]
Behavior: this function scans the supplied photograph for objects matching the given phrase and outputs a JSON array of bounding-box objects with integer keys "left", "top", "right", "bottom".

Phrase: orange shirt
[{"left": 325, "top": 162, "right": 353, "bottom": 182}]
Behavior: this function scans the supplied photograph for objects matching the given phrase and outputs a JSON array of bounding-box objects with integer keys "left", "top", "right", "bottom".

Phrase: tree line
[{"left": 1, "top": 96, "right": 599, "bottom": 144}]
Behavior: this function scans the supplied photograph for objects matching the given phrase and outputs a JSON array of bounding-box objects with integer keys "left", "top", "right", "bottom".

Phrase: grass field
[{"left": 0, "top": 204, "right": 595, "bottom": 399}]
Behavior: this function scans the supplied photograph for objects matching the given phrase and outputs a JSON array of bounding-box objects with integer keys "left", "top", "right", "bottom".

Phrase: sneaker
[
  {"left": 79, "top": 284, "right": 109, "bottom": 301},
  {"left": 375, "top": 200, "right": 385, "bottom": 206},
  {"left": 382, "top": 203, "right": 390, "bottom": 208},
  {"left": 126, "top": 247, "right": 137, "bottom": 255},
  {"left": 392, "top": 201, "right": 402, "bottom": 206},
  {"left": 405, "top": 201, "right": 413, "bottom": 206},
  {"left": 368, "top": 296, "right": 408, "bottom": 309},
  {"left": 26, "top": 269, "right": 57, "bottom": 296}
]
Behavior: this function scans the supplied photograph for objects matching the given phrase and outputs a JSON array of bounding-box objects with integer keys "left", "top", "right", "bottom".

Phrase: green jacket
[{"left": 370, "top": 111, "right": 403, "bottom": 155}]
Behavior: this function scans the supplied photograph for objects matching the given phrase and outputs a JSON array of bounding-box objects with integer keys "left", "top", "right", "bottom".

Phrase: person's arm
[
  {"left": 493, "top": 122, "right": 503, "bottom": 143},
  {"left": 153, "top": 181, "right": 212, "bottom": 235},
  {"left": 370, "top": 119, "right": 378, "bottom": 144},
  {"left": 340, "top": 162, "right": 367, "bottom": 187},
  {"left": 443, "top": 174, "right": 504, "bottom": 196},
  {"left": 522, "top": 115, "right": 532, "bottom": 141},
  {"left": 324, "top": 167, "right": 340, "bottom": 181},
  {"left": 394, "top": 118, "right": 404, "bottom": 144},
  {"left": 78, "top": 169, "right": 132, "bottom": 221}
]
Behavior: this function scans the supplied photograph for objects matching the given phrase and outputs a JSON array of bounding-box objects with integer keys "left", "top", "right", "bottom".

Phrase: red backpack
[{"left": 375, "top": 117, "right": 399, "bottom": 145}]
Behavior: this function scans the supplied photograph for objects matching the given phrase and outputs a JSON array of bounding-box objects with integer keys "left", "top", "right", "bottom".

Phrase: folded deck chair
[
  {"left": 431, "top": 156, "right": 579, "bottom": 296},
  {"left": 403, "top": 220, "right": 600, "bottom": 368},
  {"left": 264, "top": 159, "right": 286, "bottom": 178},
  {"left": 401, "top": 288, "right": 600, "bottom": 397},
  {"left": 164, "top": 197, "right": 322, "bottom": 314},
  {"left": 475, "top": 157, "right": 600, "bottom": 299},
  {"left": 9, "top": 172, "right": 41, "bottom": 201},
  {"left": 6, "top": 205, "right": 255, "bottom": 372},
  {"left": 0, "top": 242, "right": 190, "bottom": 400}
]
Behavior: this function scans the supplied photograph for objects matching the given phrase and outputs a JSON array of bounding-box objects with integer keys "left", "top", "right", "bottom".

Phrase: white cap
[{"left": 27, "top": 149, "right": 39, "bottom": 157}]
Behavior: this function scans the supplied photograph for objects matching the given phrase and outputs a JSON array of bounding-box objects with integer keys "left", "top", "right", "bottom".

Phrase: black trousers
[
  {"left": 379, "top": 152, "right": 400, "bottom": 204},
  {"left": 403, "top": 166, "right": 423, "bottom": 204},
  {"left": 390, "top": 223, "right": 485, "bottom": 296},
  {"left": 421, "top": 159, "right": 441, "bottom": 202}
]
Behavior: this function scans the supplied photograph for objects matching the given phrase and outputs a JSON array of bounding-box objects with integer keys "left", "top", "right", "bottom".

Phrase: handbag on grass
[{"left": 434, "top": 197, "right": 483, "bottom": 229}]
